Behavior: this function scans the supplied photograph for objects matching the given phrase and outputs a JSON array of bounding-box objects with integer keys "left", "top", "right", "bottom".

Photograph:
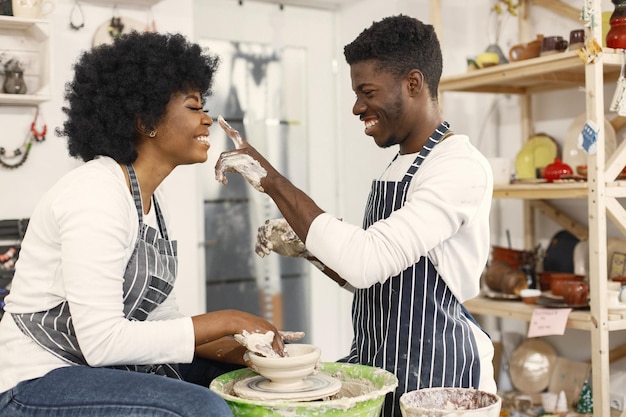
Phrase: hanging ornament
[
  {"left": 0, "top": 107, "right": 47, "bottom": 169},
  {"left": 69, "top": 0, "right": 85, "bottom": 31},
  {"left": 30, "top": 106, "right": 47, "bottom": 142}
]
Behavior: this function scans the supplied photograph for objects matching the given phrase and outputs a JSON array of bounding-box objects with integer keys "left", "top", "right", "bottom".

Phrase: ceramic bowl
[
  {"left": 548, "top": 273, "right": 585, "bottom": 297},
  {"left": 476, "top": 52, "right": 499, "bottom": 68},
  {"left": 543, "top": 158, "right": 573, "bottom": 182},
  {"left": 520, "top": 288, "right": 541, "bottom": 305},
  {"left": 399, "top": 387, "right": 501, "bottom": 417},
  {"left": 562, "top": 280, "right": 589, "bottom": 306},
  {"left": 247, "top": 344, "right": 320, "bottom": 385},
  {"left": 492, "top": 246, "right": 534, "bottom": 270}
]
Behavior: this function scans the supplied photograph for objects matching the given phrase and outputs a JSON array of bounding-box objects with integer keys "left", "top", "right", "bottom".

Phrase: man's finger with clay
[{"left": 215, "top": 115, "right": 268, "bottom": 192}]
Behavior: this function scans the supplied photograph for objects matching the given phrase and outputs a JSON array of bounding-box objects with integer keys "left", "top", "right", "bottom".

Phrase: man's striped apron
[{"left": 342, "top": 122, "right": 481, "bottom": 417}]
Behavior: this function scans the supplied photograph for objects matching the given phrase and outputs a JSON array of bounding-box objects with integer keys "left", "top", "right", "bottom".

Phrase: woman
[{"left": 0, "top": 32, "right": 283, "bottom": 417}]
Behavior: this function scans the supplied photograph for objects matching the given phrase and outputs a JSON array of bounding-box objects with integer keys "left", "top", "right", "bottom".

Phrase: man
[{"left": 215, "top": 14, "right": 496, "bottom": 417}]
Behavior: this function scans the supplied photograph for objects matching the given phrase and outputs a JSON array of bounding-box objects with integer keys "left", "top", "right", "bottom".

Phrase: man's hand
[
  {"left": 214, "top": 115, "right": 268, "bottom": 192},
  {"left": 256, "top": 218, "right": 312, "bottom": 258}
]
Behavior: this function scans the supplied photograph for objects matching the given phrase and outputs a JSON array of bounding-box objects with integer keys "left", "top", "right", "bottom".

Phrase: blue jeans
[{"left": 0, "top": 360, "right": 236, "bottom": 417}]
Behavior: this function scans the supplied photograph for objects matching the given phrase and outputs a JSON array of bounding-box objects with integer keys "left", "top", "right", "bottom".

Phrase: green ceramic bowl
[{"left": 209, "top": 362, "right": 398, "bottom": 417}]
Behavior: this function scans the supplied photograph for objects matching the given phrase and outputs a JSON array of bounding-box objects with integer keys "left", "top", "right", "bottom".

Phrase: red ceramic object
[
  {"left": 608, "top": 0, "right": 626, "bottom": 49},
  {"left": 543, "top": 158, "right": 573, "bottom": 182},
  {"left": 549, "top": 273, "right": 585, "bottom": 297},
  {"left": 492, "top": 246, "right": 534, "bottom": 270}
]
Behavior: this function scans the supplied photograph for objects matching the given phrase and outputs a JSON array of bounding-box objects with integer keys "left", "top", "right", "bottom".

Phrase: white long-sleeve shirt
[
  {"left": 306, "top": 134, "right": 492, "bottom": 302},
  {"left": 0, "top": 157, "right": 194, "bottom": 393},
  {"left": 305, "top": 134, "right": 497, "bottom": 393}
]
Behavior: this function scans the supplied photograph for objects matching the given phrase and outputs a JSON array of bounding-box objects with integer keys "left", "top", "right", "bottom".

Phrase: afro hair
[
  {"left": 343, "top": 14, "right": 442, "bottom": 99},
  {"left": 56, "top": 31, "right": 220, "bottom": 163}
]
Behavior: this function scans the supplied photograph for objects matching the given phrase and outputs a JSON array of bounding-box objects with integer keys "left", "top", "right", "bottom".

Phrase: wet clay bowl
[
  {"left": 399, "top": 387, "right": 501, "bottom": 417},
  {"left": 247, "top": 344, "right": 320, "bottom": 386},
  {"left": 210, "top": 362, "right": 398, "bottom": 417}
]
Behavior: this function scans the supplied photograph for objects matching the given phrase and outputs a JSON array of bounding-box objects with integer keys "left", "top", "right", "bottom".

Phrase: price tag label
[{"left": 527, "top": 308, "right": 571, "bottom": 338}]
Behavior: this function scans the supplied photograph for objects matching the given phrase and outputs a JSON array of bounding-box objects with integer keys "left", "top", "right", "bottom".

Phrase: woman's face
[{"left": 151, "top": 90, "right": 213, "bottom": 166}]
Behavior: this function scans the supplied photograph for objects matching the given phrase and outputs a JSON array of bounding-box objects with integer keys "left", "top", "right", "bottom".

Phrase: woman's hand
[{"left": 192, "top": 309, "right": 285, "bottom": 357}]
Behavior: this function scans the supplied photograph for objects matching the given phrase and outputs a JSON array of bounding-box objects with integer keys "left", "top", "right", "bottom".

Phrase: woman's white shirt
[{"left": 0, "top": 157, "right": 194, "bottom": 393}]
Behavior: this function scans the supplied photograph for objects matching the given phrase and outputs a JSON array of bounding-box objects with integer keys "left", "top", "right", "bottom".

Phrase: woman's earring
[{"left": 149, "top": 131, "right": 157, "bottom": 138}]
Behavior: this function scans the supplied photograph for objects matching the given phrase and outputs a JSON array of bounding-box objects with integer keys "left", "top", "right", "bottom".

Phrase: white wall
[
  {"left": 192, "top": 0, "right": 354, "bottom": 362},
  {"left": 0, "top": 0, "right": 200, "bottom": 315}
]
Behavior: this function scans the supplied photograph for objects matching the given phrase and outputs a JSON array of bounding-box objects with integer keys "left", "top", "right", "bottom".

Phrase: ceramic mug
[
  {"left": 569, "top": 29, "right": 585, "bottom": 50},
  {"left": 11, "top": 0, "right": 54, "bottom": 18},
  {"left": 509, "top": 35, "right": 544, "bottom": 61},
  {"left": 541, "top": 36, "right": 569, "bottom": 56},
  {"left": 562, "top": 281, "right": 588, "bottom": 306}
]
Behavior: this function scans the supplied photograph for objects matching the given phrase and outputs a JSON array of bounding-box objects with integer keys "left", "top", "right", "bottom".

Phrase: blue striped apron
[
  {"left": 342, "top": 122, "right": 481, "bottom": 417},
  {"left": 12, "top": 163, "right": 182, "bottom": 379}
]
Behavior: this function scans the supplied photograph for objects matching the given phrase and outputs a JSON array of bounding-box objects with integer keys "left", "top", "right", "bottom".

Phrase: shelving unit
[
  {"left": 431, "top": 1, "right": 626, "bottom": 416},
  {"left": 0, "top": 15, "right": 51, "bottom": 105}
]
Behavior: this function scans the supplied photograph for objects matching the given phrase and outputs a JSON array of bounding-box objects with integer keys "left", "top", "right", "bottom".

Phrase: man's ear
[{"left": 407, "top": 69, "right": 424, "bottom": 96}]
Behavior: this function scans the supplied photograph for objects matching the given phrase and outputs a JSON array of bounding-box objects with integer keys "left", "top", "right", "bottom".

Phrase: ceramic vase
[{"left": 3, "top": 70, "right": 27, "bottom": 94}]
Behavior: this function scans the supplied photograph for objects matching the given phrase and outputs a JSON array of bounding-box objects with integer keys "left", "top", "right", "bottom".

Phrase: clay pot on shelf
[
  {"left": 520, "top": 288, "right": 541, "bottom": 305},
  {"left": 492, "top": 245, "right": 535, "bottom": 270},
  {"left": 562, "top": 281, "right": 589, "bottom": 306},
  {"left": 509, "top": 35, "right": 544, "bottom": 61},
  {"left": 543, "top": 158, "right": 573, "bottom": 182},
  {"left": 548, "top": 273, "right": 585, "bottom": 297},
  {"left": 2, "top": 70, "right": 27, "bottom": 94},
  {"left": 484, "top": 260, "right": 511, "bottom": 293},
  {"left": 502, "top": 269, "right": 529, "bottom": 296}
]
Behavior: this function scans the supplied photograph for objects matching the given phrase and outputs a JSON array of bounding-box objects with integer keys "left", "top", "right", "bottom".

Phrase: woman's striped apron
[
  {"left": 342, "top": 122, "right": 481, "bottom": 417},
  {"left": 12, "top": 163, "right": 182, "bottom": 379}
]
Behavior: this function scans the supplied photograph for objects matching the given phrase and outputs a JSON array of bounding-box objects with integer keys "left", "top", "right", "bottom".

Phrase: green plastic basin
[{"left": 209, "top": 362, "right": 398, "bottom": 417}]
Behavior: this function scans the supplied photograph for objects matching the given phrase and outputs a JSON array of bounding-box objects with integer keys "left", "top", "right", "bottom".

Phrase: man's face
[{"left": 350, "top": 60, "right": 409, "bottom": 149}]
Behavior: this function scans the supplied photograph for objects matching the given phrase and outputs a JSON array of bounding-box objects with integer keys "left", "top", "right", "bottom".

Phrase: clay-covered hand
[
  {"left": 234, "top": 330, "right": 282, "bottom": 358},
  {"left": 215, "top": 115, "right": 268, "bottom": 192},
  {"left": 255, "top": 218, "right": 312, "bottom": 258}
]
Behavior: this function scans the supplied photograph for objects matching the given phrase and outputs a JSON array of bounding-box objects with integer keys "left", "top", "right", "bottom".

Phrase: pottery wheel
[{"left": 233, "top": 372, "right": 342, "bottom": 401}]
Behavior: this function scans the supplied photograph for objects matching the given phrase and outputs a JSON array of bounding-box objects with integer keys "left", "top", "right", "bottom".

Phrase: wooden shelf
[
  {"left": 0, "top": 16, "right": 50, "bottom": 104},
  {"left": 432, "top": 1, "right": 623, "bottom": 414},
  {"left": 494, "top": 182, "right": 589, "bottom": 199},
  {"left": 0, "top": 16, "right": 48, "bottom": 28},
  {"left": 78, "top": 0, "right": 162, "bottom": 6},
  {"left": 464, "top": 297, "right": 626, "bottom": 331},
  {"left": 441, "top": 49, "right": 623, "bottom": 95},
  {"left": 494, "top": 181, "right": 626, "bottom": 199},
  {"left": 0, "top": 93, "right": 50, "bottom": 105}
]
